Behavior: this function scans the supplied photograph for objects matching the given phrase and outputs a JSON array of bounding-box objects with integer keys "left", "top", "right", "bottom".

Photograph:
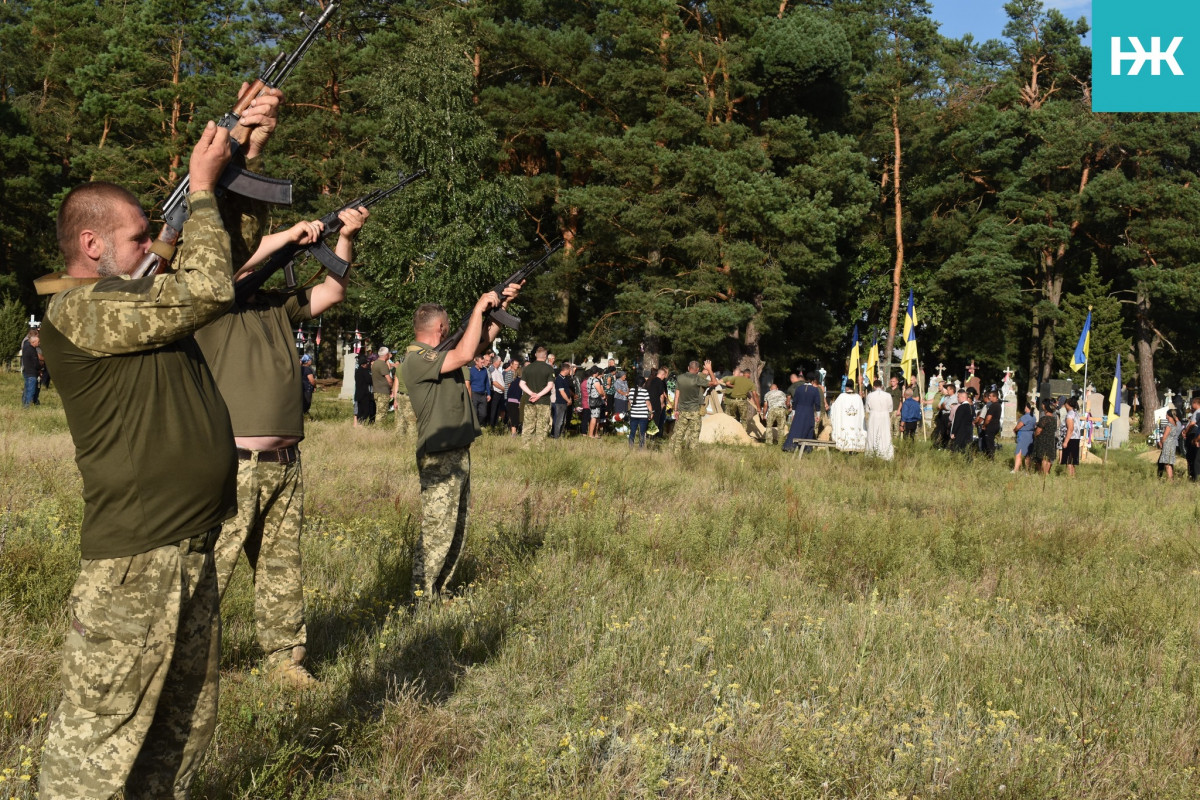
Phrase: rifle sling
[{"left": 34, "top": 272, "right": 103, "bottom": 296}]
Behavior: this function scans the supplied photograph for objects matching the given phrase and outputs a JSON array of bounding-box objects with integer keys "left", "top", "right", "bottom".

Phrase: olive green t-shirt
[
  {"left": 402, "top": 342, "right": 479, "bottom": 458},
  {"left": 522, "top": 360, "right": 555, "bottom": 406},
  {"left": 675, "top": 371, "right": 707, "bottom": 412},
  {"left": 193, "top": 288, "right": 312, "bottom": 439},
  {"left": 726, "top": 375, "right": 754, "bottom": 399},
  {"left": 371, "top": 358, "right": 392, "bottom": 394}
]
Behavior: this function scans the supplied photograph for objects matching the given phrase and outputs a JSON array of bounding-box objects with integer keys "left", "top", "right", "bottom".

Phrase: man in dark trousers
[
  {"left": 1184, "top": 395, "right": 1200, "bottom": 481},
  {"left": 647, "top": 367, "right": 668, "bottom": 438},
  {"left": 977, "top": 389, "right": 1002, "bottom": 459},
  {"left": 949, "top": 388, "right": 976, "bottom": 455},
  {"left": 20, "top": 328, "right": 42, "bottom": 406}
]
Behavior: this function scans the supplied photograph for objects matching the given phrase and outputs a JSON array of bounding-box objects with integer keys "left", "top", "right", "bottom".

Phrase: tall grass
[{"left": 0, "top": 373, "right": 1197, "bottom": 798}]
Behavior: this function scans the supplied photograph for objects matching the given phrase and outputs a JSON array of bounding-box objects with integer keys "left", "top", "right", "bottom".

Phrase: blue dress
[{"left": 1015, "top": 412, "right": 1035, "bottom": 456}]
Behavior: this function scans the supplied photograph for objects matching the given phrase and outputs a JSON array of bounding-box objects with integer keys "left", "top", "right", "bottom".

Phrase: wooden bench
[{"left": 787, "top": 439, "right": 834, "bottom": 459}]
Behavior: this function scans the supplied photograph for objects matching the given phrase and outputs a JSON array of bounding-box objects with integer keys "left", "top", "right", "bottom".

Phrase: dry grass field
[{"left": 2, "top": 372, "right": 1199, "bottom": 799}]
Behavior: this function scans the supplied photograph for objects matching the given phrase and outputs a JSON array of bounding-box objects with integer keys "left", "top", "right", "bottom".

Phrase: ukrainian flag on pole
[
  {"left": 1071, "top": 310, "right": 1091, "bottom": 373},
  {"left": 848, "top": 325, "right": 861, "bottom": 386},
  {"left": 865, "top": 330, "right": 879, "bottom": 381},
  {"left": 1108, "top": 356, "right": 1122, "bottom": 425},
  {"left": 901, "top": 291, "right": 918, "bottom": 383}
]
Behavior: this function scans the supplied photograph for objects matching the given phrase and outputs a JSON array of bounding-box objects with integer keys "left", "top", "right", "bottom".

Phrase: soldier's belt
[{"left": 237, "top": 445, "right": 300, "bottom": 464}]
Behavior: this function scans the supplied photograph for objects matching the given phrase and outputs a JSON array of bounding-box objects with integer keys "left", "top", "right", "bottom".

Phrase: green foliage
[
  {"left": 0, "top": 297, "right": 30, "bottom": 362},
  {"left": 1054, "top": 257, "right": 1128, "bottom": 385},
  {"left": 356, "top": 12, "right": 523, "bottom": 347}
]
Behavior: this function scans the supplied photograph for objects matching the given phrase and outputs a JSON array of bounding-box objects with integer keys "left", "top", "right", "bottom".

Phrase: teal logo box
[{"left": 1093, "top": 0, "right": 1200, "bottom": 111}]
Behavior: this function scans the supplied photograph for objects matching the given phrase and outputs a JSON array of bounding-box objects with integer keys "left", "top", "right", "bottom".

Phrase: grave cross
[{"left": 935, "top": 362, "right": 946, "bottom": 379}]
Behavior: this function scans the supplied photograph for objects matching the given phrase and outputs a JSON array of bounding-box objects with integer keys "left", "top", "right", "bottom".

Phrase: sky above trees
[{"left": 931, "top": 0, "right": 1091, "bottom": 41}]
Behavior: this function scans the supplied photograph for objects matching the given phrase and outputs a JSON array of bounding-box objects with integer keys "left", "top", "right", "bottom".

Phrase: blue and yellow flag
[
  {"left": 1108, "top": 356, "right": 1122, "bottom": 425},
  {"left": 900, "top": 291, "right": 918, "bottom": 382},
  {"left": 865, "top": 330, "right": 879, "bottom": 381},
  {"left": 848, "top": 325, "right": 861, "bottom": 385},
  {"left": 1071, "top": 310, "right": 1091, "bottom": 373}
]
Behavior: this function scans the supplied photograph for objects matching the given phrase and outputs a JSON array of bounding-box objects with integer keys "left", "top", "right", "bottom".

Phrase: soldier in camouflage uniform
[
  {"left": 722, "top": 368, "right": 760, "bottom": 433},
  {"left": 195, "top": 197, "right": 369, "bottom": 687},
  {"left": 402, "top": 285, "right": 521, "bottom": 599},
  {"left": 392, "top": 354, "right": 418, "bottom": 436},
  {"left": 519, "top": 346, "right": 555, "bottom": 444},
  {"left": 36, "top": 113, "right": 268, "bottom": 799},
  {"left": 762, "top": 383, "right": 789, "bottom": 445},
  {"left": 670, "top": 359, "right": 717, "bottom": 453}
]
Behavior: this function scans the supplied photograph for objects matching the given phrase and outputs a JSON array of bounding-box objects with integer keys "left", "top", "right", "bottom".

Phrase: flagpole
[{"left": 1081, "top": 305, "right": 1091, "bottom": 461}]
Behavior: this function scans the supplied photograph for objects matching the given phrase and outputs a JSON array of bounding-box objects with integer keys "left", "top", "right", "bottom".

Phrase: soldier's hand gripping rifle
[
  {"left": 132, "top": 3, "right": 339, "bottom": 279},
  {"left": 232, "top": 170, "right": 428, "bottom": 305},
  {"left": 436, "top": 239, "right": 564, "bottom": 353}
]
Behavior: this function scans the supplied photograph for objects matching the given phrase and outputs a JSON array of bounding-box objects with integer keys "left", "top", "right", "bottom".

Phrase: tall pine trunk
[
  {"left": 883, "top": 101, "right": 904, "bottom": 383},
  {"left": 1134, "top": 287, "right": 1159, "bottom": 434}
]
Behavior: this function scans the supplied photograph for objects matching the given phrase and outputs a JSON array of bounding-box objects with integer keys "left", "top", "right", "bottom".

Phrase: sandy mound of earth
[{"left": 700, "top": 413, "right": 757, "bottom": 445}]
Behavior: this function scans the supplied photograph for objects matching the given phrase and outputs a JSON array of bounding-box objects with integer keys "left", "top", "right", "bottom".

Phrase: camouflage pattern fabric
[
  {"left": 414, "top": 446, "right": 471, "bottom": 599},
  {"left": 394, "top": 393, "right": 417, "bottom": 437},
  {"left": 214, "top": 454, "right": 306, "bottom": 659},
  {"left": 764, "top": 407, "right": 788, "bottom": 445},
  {"left": 40, "top": 532, "right": 220, "bottom": 800},
  {"left": 670, "top": 410, "right": 704, "bottom": 453},
  {"left": 724, "top": 398, "right": 751, "bottom": 427},
  {"left": 522, "top": 403, "right": 551, "bottom": 443}
]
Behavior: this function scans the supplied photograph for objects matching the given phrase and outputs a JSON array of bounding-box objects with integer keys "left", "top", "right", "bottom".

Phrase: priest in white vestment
[
  {"left": 865, "top": 380, "right": 895, "bottom": 461},
  {"left": 830, "top": 389, "right": 867, "bottom": 452}
]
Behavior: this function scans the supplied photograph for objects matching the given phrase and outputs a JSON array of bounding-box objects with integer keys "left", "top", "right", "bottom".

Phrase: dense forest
[{"left": 2, "top": 0, "right": 1198, "bottom": 430}]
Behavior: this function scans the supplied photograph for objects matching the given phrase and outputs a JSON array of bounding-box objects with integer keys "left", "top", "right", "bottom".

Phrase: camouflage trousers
[
  {"left": 764, "top": 407, "right": 788, "bottom": 445},
  {"left": 670, "top": 410, "right": 704, "bottom": 453},
  {"left": 394, "top": 393, "right": 417, "bottom": 437},
  {"left": 414, "top": 446, "right": 471, "bottom": 599},
  {"left": 40, "top": 531, "right": 220, "bottom": 800},
  {"left": 214, "top": 453, "right": 306, "bottom": 661},
  {"left": 724, "top": 398, "right": 754, "bottom": 432},
  {"left": 522, "top": 403, "right": 552, "bottom": 445}
]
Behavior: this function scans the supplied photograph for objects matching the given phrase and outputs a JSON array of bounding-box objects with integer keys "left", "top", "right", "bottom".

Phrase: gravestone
[
  {"left": 1000, "top": 368, "right": 1018, "bottom": 438},
  {"left": 339, "top": 352, "right": 357, "bottom": 400},
  {"left": 1086, "top": 390, "right": 1105, "bottom": 422},
  {"left": 964, "top": 361, "right": 981, "bottom": 395},
  {"left": 1109, "top": 403, "right": 1132, "bottom": 449}
]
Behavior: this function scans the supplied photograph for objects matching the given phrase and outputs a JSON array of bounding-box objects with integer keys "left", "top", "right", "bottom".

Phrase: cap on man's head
[{"left": 300, "top": 354, "right": 312, "bottom": 364}]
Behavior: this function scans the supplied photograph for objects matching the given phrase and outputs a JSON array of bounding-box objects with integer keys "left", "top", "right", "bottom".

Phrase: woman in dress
[
  {"left": 1159, "top": 408, "right": 1181, "bottom": 480},
  {"left": 1012, "top": 400, "right": 1036, "bottom": 473},
  {"left": 1030, "top": 400, "right": 1058, "bottom": 475}
]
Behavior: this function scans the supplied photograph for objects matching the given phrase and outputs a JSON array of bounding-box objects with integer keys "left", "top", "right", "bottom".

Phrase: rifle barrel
[{"left": 273, "top": 3, "right": 338, "bottom": 87}]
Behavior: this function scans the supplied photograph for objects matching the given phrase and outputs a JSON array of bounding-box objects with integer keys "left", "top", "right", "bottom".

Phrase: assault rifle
[
  {"left": 436, "top": 239, "right": 564, "bottom": 353},
  {"left": 132, "top": 3, "right": 339, "bottom": 279},
  {"left": 233, "top": 170, "right": 427, "bottom": 305}
]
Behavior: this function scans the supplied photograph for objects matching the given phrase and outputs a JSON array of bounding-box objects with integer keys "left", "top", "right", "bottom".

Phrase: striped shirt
[{"left": 629, "top": 387, "right": 651, "bottom": 419}]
